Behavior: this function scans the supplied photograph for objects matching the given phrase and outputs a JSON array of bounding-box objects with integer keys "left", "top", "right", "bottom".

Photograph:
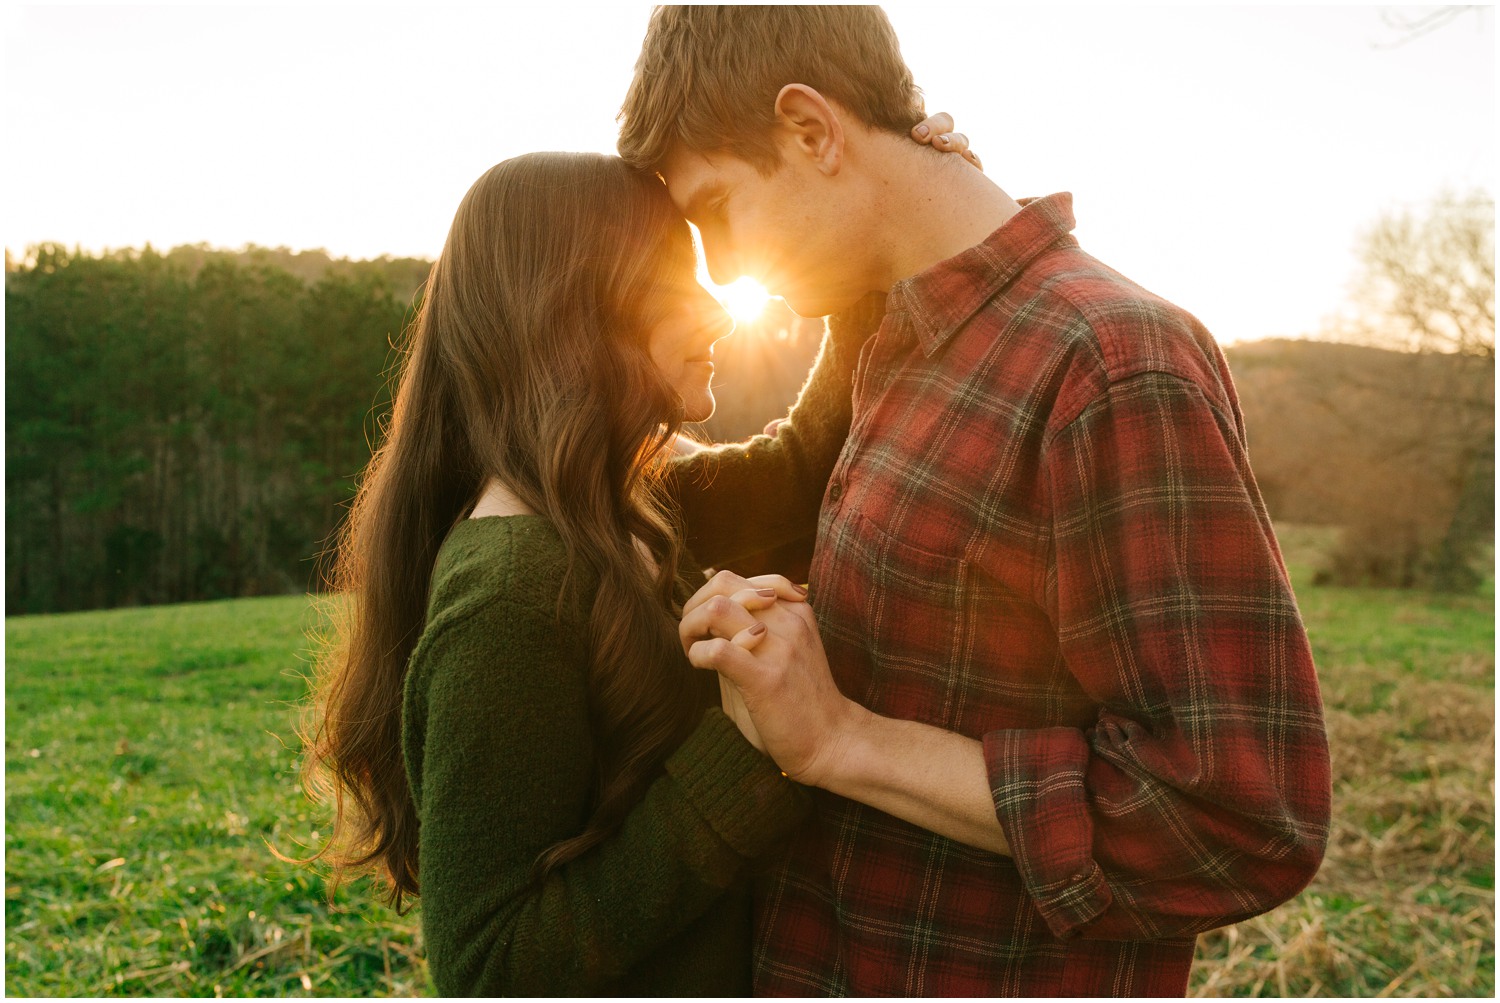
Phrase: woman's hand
[
  {"left": 681, "top": 571, "right": 802, "bottom": 753},
  {"left": 911, "top": 111, "right": 982, "bottom": 171},
  {"left": 680, "top": 570, "right": 806, "bottom": 658}
]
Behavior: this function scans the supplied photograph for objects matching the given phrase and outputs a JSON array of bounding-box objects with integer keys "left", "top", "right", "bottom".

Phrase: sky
[{"left": 4, "top": 3, "right": 1495, "bottom": 344}]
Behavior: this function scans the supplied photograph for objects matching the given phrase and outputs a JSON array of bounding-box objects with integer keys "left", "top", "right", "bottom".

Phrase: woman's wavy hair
[{"left": 300, "top": 152, "right": 704, "bottom": 909}]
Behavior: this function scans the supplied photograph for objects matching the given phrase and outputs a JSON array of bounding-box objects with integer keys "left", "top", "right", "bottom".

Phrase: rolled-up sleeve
[{"left": 987, "top": 370, "right": 1332, "bottom": 941}]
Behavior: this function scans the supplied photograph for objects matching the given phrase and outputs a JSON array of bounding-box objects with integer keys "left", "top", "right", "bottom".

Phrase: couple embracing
[{"left": 306, "top": 7, "right": 1331, "bottom": 997}]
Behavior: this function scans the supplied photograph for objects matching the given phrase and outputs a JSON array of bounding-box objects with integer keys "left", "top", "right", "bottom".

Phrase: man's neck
[{"left": 861, "top": 135, "right": 1024, "bottom": 292}]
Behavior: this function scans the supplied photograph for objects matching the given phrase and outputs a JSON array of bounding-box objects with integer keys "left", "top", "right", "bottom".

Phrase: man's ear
[{"left": 774, "top": 84, "right": 844, "bottom": 176}]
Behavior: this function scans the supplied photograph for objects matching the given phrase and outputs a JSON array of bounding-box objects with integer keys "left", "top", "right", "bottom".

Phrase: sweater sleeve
[
  {"left": 667, "top": 293, "right": 885, "bottom": 570},
  {"left": 405, "top": 591, "right": 809, "bottom": 997}
]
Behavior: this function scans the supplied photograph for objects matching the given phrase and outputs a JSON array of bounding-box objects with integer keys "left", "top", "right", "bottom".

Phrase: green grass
[
  {"left": 5, "top": 529, "right": 1494, "bottom": 996},
  {"left": 5, "top": 596, "right": 423, "bottom": 996}
]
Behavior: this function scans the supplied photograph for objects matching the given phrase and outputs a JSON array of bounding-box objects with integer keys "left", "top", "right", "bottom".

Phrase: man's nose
[{"left": 700, "top": 238, "right": 742, "bottom": 288}]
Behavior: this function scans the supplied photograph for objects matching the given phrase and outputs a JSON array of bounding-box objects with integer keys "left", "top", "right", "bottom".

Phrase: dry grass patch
[{"left": 1190, "top": 580, "right": 1493, "bottom": 997}]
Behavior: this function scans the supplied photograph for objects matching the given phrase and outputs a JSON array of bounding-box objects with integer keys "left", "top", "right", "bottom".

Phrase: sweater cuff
[
  {"left": 665, "top": 709, "right": 810, "bottom": 859},
  {"left": 984, "top": 726, "right": 1112, "bottom": 939}
]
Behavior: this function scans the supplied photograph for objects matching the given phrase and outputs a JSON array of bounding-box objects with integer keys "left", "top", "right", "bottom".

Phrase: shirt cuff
[
  {"left": 984, "top": 726, "right": 1112, "bottom": 939},
  {"left": 665, "top": 709, "right": 810, "bottom": 860}
]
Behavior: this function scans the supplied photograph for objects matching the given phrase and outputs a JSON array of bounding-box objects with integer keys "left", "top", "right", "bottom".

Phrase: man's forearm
[{"left": 819, "top": 703, "right": 1013, "bottom": 857}]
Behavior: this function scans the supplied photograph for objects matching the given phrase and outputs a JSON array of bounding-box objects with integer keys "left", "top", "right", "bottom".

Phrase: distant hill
[
  {"left": 1226, "top": 338, "right": 1492, "bottom": 586},
  {"left": 1225, "top": 338, "right": 1491, "bottom": 525}
]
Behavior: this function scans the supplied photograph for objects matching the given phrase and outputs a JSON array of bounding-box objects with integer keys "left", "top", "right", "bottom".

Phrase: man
[{"left": 620, "top": 7, "right": 1331, "bottom": 996}]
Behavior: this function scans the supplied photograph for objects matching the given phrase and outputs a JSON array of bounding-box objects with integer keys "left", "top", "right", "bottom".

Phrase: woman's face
[{"left": 647, "top": 278, "right": 734, "bottom": 424}]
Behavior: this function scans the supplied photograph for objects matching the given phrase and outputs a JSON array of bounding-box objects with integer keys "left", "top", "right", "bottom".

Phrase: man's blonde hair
[{"left": 618, "top": 6, "right": 926, "bottom": 173}]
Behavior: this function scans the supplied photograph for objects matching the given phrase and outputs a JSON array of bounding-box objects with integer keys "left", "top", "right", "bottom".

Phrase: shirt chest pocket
[{"left": 817, "top": 508, "right": 978, "bottom": 729}]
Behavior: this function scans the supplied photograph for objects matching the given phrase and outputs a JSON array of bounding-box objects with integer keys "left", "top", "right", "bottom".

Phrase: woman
[
  {"left": 297, "top": 151, "right": 856, "bottom": 996},
  {"left": 303, "top": 126, "right": 971, "bottom": 995}
]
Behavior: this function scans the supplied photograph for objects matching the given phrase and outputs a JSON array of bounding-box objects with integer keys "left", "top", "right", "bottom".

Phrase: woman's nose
[
  {"left": 688, "top": 282, "right": 733, "bottom": 340},
  {"left": 707, "top": 301, "right": 734, "bottom": 342}
]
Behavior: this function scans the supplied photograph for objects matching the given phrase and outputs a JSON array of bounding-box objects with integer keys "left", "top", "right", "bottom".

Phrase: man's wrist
[
  {"left": 795, "top": 704, "right": 1014, "bottom": 856},
  {"left": 795, "top": 695, "right": 878, "bottom": 791}
]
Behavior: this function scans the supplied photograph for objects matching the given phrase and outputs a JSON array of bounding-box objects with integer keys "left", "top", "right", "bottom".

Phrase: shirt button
[{"left": 829, "top": 482, "right": 843, "bottom": 502}]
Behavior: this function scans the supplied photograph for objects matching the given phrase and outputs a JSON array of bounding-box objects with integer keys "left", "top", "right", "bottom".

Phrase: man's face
[{"left": 660, "top": 144, "right": 867, "bottom": 318}]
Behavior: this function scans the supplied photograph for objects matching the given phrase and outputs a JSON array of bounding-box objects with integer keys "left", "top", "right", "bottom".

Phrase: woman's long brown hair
[{"left": 301, "top": 153, "right": 706, "bottom": 908}]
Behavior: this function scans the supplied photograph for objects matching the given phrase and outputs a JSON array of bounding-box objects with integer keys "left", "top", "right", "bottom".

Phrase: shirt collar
[{"left": 886, "top": 192, "right": 1079, "bottom": 358}]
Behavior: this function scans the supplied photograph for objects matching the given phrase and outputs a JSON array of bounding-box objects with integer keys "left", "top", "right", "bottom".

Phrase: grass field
[
  {"left": 5, "top": 528, "right": 1494, "bottom": 996},
  {"left": 5, "top": 596, "right": 424, "bottom": 996}
]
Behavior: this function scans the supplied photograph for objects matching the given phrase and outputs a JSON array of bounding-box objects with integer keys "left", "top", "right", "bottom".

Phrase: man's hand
[
  {"left": 680, "top": 571, "right": 1012, "bottom": 855},
  {"left": 680, "top": 570, "right": 866, "bottom": 787},
  {"left": 718, "top": 673, "right": 765, "bottom": 753},
  {"left": 911, "top": 111, "right": 982, "bottom": 171}
]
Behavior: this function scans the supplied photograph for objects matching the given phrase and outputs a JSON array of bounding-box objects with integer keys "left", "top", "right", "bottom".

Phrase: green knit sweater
[{"left": 401, "top": 301, "right": 880, "bottom": 996}]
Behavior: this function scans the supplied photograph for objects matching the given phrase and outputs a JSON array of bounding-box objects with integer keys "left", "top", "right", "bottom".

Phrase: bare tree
[
  {"left": 1351, "top": 191, "right": 1495, "bottom": 358},
  {"left": 1374, "top": 6, "right": 1484, "bottom": 49},
  {"left": 1322, "top": 191, "right": 1496, "bottom": 590}
]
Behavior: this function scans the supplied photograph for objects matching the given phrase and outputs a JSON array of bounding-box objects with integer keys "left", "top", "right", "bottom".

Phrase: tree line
[
  {"left": 6, "top": 244, "right": 423, "bottom": 613},
  {"left": 5, "top": 191, "right": 1492, "bottom": 614},
  {"left": 3, "top": 245, "right": 828, "bottom": 615}
]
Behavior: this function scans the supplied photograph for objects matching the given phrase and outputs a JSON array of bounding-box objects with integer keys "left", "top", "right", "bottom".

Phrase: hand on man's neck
[{"left": 859, "top": 130, "right": 1025, "bottom": 293}]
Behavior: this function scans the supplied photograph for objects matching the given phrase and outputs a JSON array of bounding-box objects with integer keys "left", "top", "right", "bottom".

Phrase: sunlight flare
[
  {"left": 712, "top": 276, "right": 772, "bottom": 324},
  {"left": 691, "top": 224, "right": 772, "bottom": 325}
]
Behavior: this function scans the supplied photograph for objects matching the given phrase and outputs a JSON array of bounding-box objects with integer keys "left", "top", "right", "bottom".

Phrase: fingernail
[
  {"left": 792, "top": 584, "right": 808, "bottom": 597},
  {"left": 756, "top": 588, "right": 777, "bottom": 598},
  {"left": 914, "top": 124, "right": 929, "bottom": 138},
  {"left": 936, "top": 133, "right": 951, "bottom": 147},
  {"left": 748, "top": 622, "right": 767, "bottom": 636}
]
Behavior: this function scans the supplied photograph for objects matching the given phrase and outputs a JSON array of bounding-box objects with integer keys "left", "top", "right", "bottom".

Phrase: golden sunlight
[
  {"left": 690, "top": 226, "right": 771, "bottom": 324},
  {"left": 714, "top": 276, "right": 772, "bottom": 324}
]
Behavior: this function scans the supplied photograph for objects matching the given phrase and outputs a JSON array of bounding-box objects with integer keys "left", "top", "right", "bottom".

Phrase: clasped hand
[{"left": 679, "top": 570, "right": 860, "bottom": 787}]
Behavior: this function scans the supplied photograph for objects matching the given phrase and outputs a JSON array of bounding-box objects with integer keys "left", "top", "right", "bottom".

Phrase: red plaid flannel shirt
[{"left": 753, "top": 194, "right": 1331, "bottom": 996}]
